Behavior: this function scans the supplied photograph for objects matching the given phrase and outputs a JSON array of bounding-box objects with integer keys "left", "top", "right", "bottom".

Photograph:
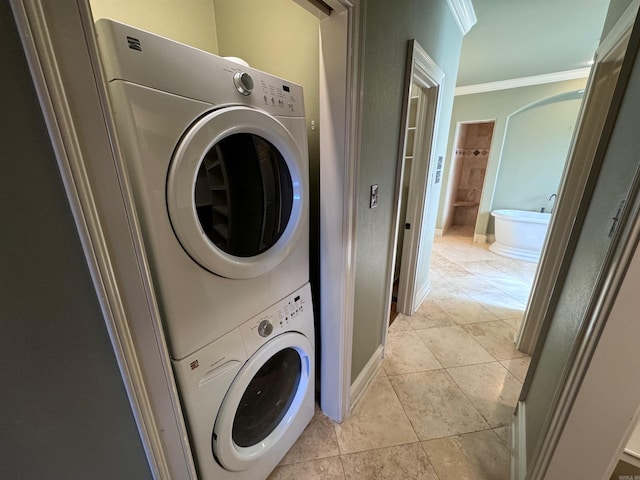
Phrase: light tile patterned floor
[{"left": 269, "top": 233, "right": 535, "bottom": 479}]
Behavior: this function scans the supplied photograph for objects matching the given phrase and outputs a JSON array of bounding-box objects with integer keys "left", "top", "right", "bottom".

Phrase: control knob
[
  {"left": 233, "top": 72, "right": 254, "bottom": 96},
  {"left": 258, "top": 319, "right": 273, "bottom": 337}
]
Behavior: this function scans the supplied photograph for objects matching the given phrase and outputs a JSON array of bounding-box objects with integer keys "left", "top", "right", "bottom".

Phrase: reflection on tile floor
[{"left": 268, "top": 234, "right": 534, "bottom": 479}]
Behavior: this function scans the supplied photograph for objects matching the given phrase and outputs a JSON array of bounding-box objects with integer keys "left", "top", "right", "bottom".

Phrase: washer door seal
[
  {"left": 167, "top": 106, "right": 306, "bottom": 279},
  {"left": 212, "top": 332, "right": 313, "bottom": 472}
]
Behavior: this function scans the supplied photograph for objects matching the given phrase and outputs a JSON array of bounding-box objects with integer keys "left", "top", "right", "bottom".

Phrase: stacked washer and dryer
[{"left": 95, "top": 20, "right": 315, "bottom": 480}]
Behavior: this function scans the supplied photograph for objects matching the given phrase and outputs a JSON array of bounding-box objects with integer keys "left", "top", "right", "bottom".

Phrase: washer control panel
[{"left": 240, "top": 283, "right": 313, "bottom": 353}]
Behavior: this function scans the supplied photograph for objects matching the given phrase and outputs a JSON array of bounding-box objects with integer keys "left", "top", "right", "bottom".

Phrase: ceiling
[{"left": 456, "top": 0, "right": 612, "bottom": 87}]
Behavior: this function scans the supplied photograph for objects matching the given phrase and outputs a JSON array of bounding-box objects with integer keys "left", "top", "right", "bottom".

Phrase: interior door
[
  {"left": 397, "top": 83, "right": 431, "bottom": 314},
  {"left": 388, "top": 40, "right": 443, "bottom": 319}
]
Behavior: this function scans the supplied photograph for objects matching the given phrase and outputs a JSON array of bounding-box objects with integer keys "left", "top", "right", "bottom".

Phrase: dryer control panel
[
  {"left": 95, "top": 19, "right": 305, "bottom": 118},
  {"left": 224, "top": 66, "right": 302, "bottom": 116},
  {"left": 240, "top": 283, "right": 314, "bottom": 354}
]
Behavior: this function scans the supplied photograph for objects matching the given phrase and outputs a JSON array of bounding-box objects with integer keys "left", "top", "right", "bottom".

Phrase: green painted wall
[
  {"left": 351, "top": 0, "right": 463, "bottom": 379},
  {"left": 436, "top": 78, "right": 588, "bottom": 236},
  {"left": 492, "top": 94, "right": 583, "bottom": 215},
  {"left": 2, "top": 5, "right": 152, "bottom": 477},
  {"left": 89, "top": 0, "right": 219, "bottom": 53}
]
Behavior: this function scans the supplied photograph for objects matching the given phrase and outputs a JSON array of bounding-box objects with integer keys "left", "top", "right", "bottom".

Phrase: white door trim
[
  {"left": 318, "top": 0, "right": 364, "bottom": 423},
  {"left": 9, "top": 0, "right": 196, "bottom": 477}
]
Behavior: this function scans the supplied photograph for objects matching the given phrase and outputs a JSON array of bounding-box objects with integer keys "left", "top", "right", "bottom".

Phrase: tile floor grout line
[
  {"left": 417, "top": 441, "right": 443, "bottom": 480},
  {"left": 459, "top": 320, "right": 528, "bottom": 362},
  {"left": 280, "top": 453, "right": 342, "bottom": 467},
  {"left": 413, "top": 322, "right": 499, "bottom": 368},
  {"left": 385, "top": 372, "right": 424, "bottom": 444},
  {"left": 421, "top": 425, "right": 512, "bottom": 443},
  {"left": 444, "top": 362, "right": 523, "bottom": 430},
  {"left": 440, "top": 366, "right": 495, "bottom": 432},
  {"left": 384, "top": 366, "right": 446, "bottom": 378},
  {"left": 330, "top": 416, "right": 345, "bottom": 457},
  {"left": 337, "top": 453, "right": 347, "bottom": 479}
]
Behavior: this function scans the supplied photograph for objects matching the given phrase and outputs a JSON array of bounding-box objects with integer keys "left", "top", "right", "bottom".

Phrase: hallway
[{"left": 269, "top": 233, "right": 535, "bottom": 479}]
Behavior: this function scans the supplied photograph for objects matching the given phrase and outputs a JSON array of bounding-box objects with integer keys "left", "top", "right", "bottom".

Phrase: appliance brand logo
[
  {"left": 126, "top": 36, "right": 141, "bottom": 52},
  {"left": 190, "top": 359, "right": 199, "bottom": 370}
]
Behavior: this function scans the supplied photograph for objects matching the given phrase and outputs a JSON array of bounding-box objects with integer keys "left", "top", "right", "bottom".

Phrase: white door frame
[
  {"left": 11, "top": 2, "right": 364, "bottom": 480},
  {"left": 316, "top": 0, "right": 364, "bottom": 423},
  {"left": 287, "top": 0, "right": 367, "bottom": 424},
  {"left": 12, "top": 3, "right": 365, "bottom": 480},
  {"left": 11, "top": 5, "right": 364, "bottom": 479},
  {"left": 385, "top": 40, "right": 444, "bottom": 324},
  {"left": 10, "top": 0, "right": 196, "bottom": 477}
]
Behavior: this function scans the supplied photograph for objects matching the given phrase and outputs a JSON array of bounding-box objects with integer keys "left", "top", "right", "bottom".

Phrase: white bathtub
[{"left": 489, "top": 209, "right": 551, "bottom": 262}]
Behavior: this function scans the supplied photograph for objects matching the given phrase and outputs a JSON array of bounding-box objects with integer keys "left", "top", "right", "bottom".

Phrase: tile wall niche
[{"left": 444, "top": 121, "right": 495, "bottom": 235}]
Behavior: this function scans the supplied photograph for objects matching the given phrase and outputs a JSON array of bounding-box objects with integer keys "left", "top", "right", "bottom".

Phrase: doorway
[
  {"left": 442, "top": 120, "right": 495, "bottom": 238},
  {"left": 387, "top": 40, "right": 444, "bottom": 324},
  {"left": 390, "top": 83, "right": 419, "bottom": 324}
]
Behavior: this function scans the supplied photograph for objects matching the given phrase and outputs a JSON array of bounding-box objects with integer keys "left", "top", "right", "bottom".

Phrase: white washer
[
  {"left": 95, "top": 19, "right": 310, "bottom": 360},
  {"left": 173, "top": 284, "right": 314, "bottom": 479}
]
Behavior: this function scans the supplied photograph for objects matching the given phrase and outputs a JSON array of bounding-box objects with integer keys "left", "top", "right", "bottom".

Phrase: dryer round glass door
[
  {"left": 167, "top": 105, "right": 307, "bottom": 279},
  {"left": 212, "top": 332, "right": 314, "bottom": 472}
]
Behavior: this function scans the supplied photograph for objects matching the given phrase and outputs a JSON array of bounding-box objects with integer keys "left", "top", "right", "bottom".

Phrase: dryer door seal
[
  {"left": 212, "top": 332, "right": 313, "bottom": 472},
  {"left": 167, "top": 106, "right": 306, "bottom": 279}
]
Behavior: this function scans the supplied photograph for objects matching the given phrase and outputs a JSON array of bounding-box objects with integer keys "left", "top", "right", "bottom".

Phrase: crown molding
[
  {"left": 455, "top": 68, "right": 592, "bottom": 96},
  {"left": 446, "top": 0, "right": 477, "bottom": 35}
]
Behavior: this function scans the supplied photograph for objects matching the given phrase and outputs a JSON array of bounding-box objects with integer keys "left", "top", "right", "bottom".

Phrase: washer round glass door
[
  {"left": 167, "top": 106, "right": 306, "bottom": 279},
  {"left": 213, "top": 332, "right": 313, "bottom": 472}
]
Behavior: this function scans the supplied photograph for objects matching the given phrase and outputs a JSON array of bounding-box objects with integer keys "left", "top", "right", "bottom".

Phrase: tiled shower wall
[{"left": 448, "top": 122, "right": 494, "bottom": 231}]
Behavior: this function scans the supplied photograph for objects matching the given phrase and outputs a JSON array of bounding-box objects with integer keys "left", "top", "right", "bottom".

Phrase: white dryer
[
  {"left": 173, "top": 284, "right": 314, "bottom": 479},
  {"left": 94, "top": 20, "right": 310, "bottom": 360}
]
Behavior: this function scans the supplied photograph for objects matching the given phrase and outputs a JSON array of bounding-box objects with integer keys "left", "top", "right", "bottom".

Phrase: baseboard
[
  {"left": 622, "top": 451, "right": 640, "bottom": 469},
  {"left": 487, "top": 233, "right": 495, "bottom": 243},
  {"left": 512, "top": 401, "right": 527, "bottom": 480},
  {"left": 473, "top": 233, "right": 487, "bottom": 244},
  {"left": 434, "top": 228, "right": 443, "bottom": 237},
  {"left": 349, "top": 344, "right": 384, "bottom": 413},
  {"left": 414, "top": 280, "right": 431, "bottom": 312}
]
